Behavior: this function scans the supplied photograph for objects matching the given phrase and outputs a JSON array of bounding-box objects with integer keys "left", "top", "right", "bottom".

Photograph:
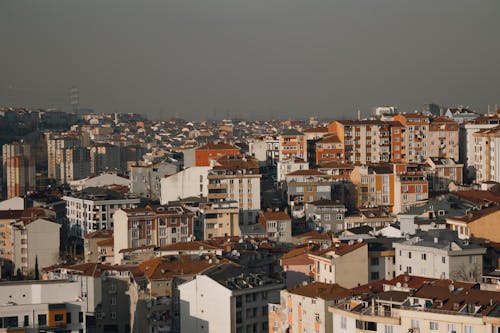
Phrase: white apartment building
[
  {"left": 179, "top": 264, "right": 283, "bottom": 333},
  {"left": 46, "top": 135, "right": 81, "bottom": 181},
  {"left": 0, "top": 280, "right": 87, "bottom": 332},
  {"left": 160, "top": 166, "right": 211, "bottom": 205},
  {"left": 462, "top": 114, "right": 500, "bottom": 179},
  {"left": 276, "top": 158, "right": 309, "bottom": 182},
  {"left": 393, "top": 230, "right": 486, "bottom": 281},
  {"left": 473, "top": 125, "right": 500, "bottom": 183},
  {"left": 63, "top": 188, "right": 140, "bottom": 237}
]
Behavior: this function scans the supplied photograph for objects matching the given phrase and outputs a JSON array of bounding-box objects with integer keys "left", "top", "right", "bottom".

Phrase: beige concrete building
[
  {"left": 207, "top": 156, "right": 261, "bottom": 224},
  {"left": 472, "top": 125, "right": 500, "bottom": 183},
  {"left": 309, "top": 242, "right": 368, "bottom": 288},
  {"left": 84, "top": 229, "right": 113, "bottom": 263},
  {"left": 257, "top": 210, "right": 292, "bottom": 243},
  {"left": 446, "top": 206, "right": 500, "bottom": 242},
  {"left": 199, "top": 201, "right": 240, "bottom": 239},
  {"left": 11, "top": 218, "right": 60, "bottom": 276}
]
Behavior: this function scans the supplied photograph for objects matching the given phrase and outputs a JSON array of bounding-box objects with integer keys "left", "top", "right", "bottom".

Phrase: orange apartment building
[
  {"left": 350, "top": 164, "right": 395, "bottom": 209},
  {"left": 279, "top": 128, "right": 307, "bottom": 162},
  {"left": 387, "top": 121, "right": 405, "bottom": 163},
  {"left": 327, "top": 120, "right": 391, "bottom": 164},
  {"left": 394, "top": 169, "right": 428, "bottom": 214},
  {"left": 393, "top": 113, "right": 430, "bottom": 163},
  {"left": 428, "top": 116, "right": 459, "bottom": 160},
  {"left": 194, "top": 142, "right": 240, "bottom": 166},
  {"left": 315, "top": 134, "right": 344, "bottom": 165}
]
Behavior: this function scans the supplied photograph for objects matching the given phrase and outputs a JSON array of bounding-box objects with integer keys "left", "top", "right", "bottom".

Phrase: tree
[
  {"left": 34, "top": 256, "right": 40, "bottom": 280},
  {"left": 15, "top": 268, "right": 23, "bottom": 281}
]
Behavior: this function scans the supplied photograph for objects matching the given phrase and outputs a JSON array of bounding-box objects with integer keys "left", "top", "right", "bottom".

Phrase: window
[
  {"left": 464, "top": 325, "right": 473, "bottom": 333},
  {"left": 442, "top": 257, "right": 446, "bottom": 263},
  {"left": 341, "top": 316, "right": 347, "bottom": 329},
  {"left": 421, "top": 253, "right": 427, "bottom": 260},
  {"left": 54, "top": 314, "right": 64, "bottom": 322},
  {"left": 370, "top": 258, "right": 379, "bottom": 266},
  {"left": 448, "top": 323, "right": 456, "bottom": 332},
  {"left": 24, "top": 315, "right": 29, "bottom": 327},
  {"left": 429, "top": 322, "right": 438, "bottom": 330},
  {"left": 408, "top": 251, "right": 412, "bottom": 258},
  {"left": 385, "top": 325, "right": 394, "bottom": 333},
  {"left": 371, "top": 272, "right": 380, "bottom": 280},
  {"left": 111, "top": 296, "right": 117, "bottom": 305},
  {"left": 66, "top": 312, "right": 72, "bottom": 324},
  {"left": 407, "top": 266, "right": 412, "bottom": 274},
  {"left": 111, "top": 312, "right": 117, "bottom": 320},
  {"left": 411, "top": 319, "right": 419, "bottom": 329},
  {"left": 38, "top": 314, "right": 47, "bottom": 326},
  {"left": 79, "top": 312, "right": 84, "bottom": 323}
]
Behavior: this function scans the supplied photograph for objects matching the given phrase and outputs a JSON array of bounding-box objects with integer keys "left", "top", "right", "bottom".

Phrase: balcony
[{"left": 208, "top": 183, "right": 227, "bottom": 190}]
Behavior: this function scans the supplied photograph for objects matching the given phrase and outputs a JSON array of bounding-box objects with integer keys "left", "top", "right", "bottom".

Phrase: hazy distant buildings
[
  {"left": 130, "top": 159, "right": 180, "bottom": 201},
  {"left": 89, "top": 144, "right": 121, "bottom": 175}
]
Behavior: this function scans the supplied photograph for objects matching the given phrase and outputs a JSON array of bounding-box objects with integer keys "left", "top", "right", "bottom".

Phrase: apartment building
[
  {"left": 199, "top": 201, "right": 240, "bottom": 240},
  {"left": 330, "top": 282, "right": 500, "bottom": 333},
  {"left": 268, "top": 282, "right": 350, "bottom": 333},
  {"left": 61, "top": 147, "right": 92, "bottom": 183},
  {"left": 11, "top": 218, "right": 60, "bottom": 276},
  {"left": 305, "top": 199, "right": 347, "bottom": 232},
  {"left": 84, "top": 229, "right": 114, "bottom": 263},
  {"left": 284, "top": 169, "right": 332, "bottom": 216},
  {"left": 4, "top": 155, "right": 35, "bottom": 199},
  {"left": 392, "top": 113, "right": 430, "bottom": 163},
  {"left": 113, "top": 205, "right": 195, "bottom": 264},
  {"left": 0, "top": 210, "right": 23, "bottom": 276},
  {"left": 314, "top": 134, "right": 344, "bottom": 166},
  {"left": 327, "top": 120, "right": 391, "bottom": 164},
  {"left": 473, "top": 125, "right": 500, "bottom": 183},
  {"left": 462, "top": 113, "right": 500, "bottom": 180},
  {"left": 63, "top": 187, "right": 140, "bottom": 237},
  {"left": 46, "top": 134, "right": 81, "bottom": 181},
  {"left": 0, "top": 280, "right": 87, "bottom": 332},
  {"left": 257, "top": 211, "right": 292, "bottom": 243},
  {"left": 276, "top": 157, "right": 308, "bottom": 182},
  {"left": 280, "top": 245, "right": 315, "bottom": 288},
  {"left": 207, "top": 156, "right": 261, "bottom": 224},
  {"left": 160, "top": 166, "right": 211, "bottom": 205},
  {"left": 194, "top": 142, "right": 240, "bottom": 166},
  {"left": 388, "top": 121, "right": 405, "bottom": 163},
  {"left": 393, "top": 170, "right": 428, "bottom": 214},
  {"left": 308, "top": 241, "right": 368, "bottom": 288},
  {"left": 428, "top": 116, "right": 459, "bottom": 160},
  {"left": 446, "top": 205, "right": 500, "bottom": 242},
  {"left": 350, "top": 164, "right": 395, "bottom": 209},
  {"left": 179, "top": 264, "right": 283, "bottom": 333},
  {"left": 89, "top": 144, "right": 121, "bottom": 175},
  {"left": 2, "top": 142, "right": 35, "bottom": 199},
  {"left": 278, "top": 129, "right": 307, "bottom": 162},
  {"left": 426, "top": 157, "right": 463, "bottom": 192},
  {"left": 393, "top": 229, "right": 486, "bottom": 281},
  {"left": 130, "top": 159, "right": 180, "bottom": 201}
]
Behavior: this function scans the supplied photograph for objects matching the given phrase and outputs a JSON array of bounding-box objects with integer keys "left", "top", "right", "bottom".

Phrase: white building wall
[
  {"left": 160, "top": 167, "right": 210, "bottom": 205},
  {"left": 179, "top": 274, "right": 233, "bottom": 333}
]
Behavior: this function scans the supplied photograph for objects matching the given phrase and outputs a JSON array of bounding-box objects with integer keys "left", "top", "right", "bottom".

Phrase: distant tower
[{"left": 70, "top": 86, "right": 80, "bottom": 113}]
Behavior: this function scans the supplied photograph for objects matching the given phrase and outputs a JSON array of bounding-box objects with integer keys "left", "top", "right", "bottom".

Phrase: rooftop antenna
[
  {"left": 357, "top": 110, "right": 361, "bottom": 120},
  {"left": 70, "top": 86, "right": 80, "bottom": 113}
]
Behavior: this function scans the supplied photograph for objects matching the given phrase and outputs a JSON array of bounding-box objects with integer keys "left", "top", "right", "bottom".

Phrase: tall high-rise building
[
  {"left": 5, "top": 156, "right": 36, "bottom": 199},
  {"left": 2, "top": 142, "right": 34, "bottom": 199}
]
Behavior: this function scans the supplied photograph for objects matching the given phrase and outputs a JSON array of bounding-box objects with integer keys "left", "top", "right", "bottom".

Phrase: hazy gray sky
[{"left": 1, "top": 0, "right": 499, "bottom": 119}]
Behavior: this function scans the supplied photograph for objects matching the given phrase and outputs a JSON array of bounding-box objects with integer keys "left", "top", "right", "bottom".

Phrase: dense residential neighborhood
[{"left": 0, "top": 106, "right": 499, "bottom": 333}]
